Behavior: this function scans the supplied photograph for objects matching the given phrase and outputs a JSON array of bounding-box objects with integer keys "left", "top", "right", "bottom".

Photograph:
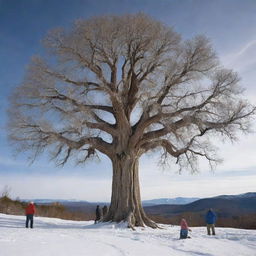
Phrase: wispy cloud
[
  {"left": 234, "top": 40, "right": 256, "bottom": 59},
  {"left": 222, "top": 39, "right": 256, "bottom": 75},
  {"left": 0, "top": 174, "right": 112, "bottom": 202}
]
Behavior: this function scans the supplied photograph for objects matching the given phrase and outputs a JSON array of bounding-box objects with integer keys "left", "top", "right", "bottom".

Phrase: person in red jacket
[{"left": 25, "top": 202, "right": 36, "bottom": 228}]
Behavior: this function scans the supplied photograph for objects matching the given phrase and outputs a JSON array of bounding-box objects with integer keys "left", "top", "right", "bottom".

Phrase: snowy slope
[{"left": 0, "top": 213, "right": 255, "bottom": 256}]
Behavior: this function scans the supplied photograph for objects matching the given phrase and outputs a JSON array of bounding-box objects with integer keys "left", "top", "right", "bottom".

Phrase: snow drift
[{"left": 0, "top": 213, "right": 255, "bottom": 256}]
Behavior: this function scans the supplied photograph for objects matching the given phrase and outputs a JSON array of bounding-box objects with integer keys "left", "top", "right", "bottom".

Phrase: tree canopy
[{"left": 8, "top": 14, "right": 255, "bottom": 227}]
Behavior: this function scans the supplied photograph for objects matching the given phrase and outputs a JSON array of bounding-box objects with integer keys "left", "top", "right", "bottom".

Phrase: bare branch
[{"left": 8, "top": 14, "right": 255, "bottom": 172}]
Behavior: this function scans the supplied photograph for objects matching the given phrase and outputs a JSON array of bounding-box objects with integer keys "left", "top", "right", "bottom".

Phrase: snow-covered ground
[{"left": 0, "top": 213, "right": 255, "bottom": 256}]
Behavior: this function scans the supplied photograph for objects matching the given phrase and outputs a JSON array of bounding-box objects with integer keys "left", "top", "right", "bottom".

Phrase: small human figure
[
  {"left": 205, "top": 208, "right": 217, "bottom": 235},
  {"left": 25, "top": 201, "right": 36, "bottom": 228},
  {"left": 180, "top": 218, "right": 191, "bottom": 239},
  {"left": 94, "top": 205, "right": 102, "bottom": 224},
  {"left": 102, "top": 205, "right": 108, "bottom": 218}
]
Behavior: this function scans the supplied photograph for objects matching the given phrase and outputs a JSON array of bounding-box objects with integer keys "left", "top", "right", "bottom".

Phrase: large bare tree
[{"left": 8, "top": 14, "right": 255, "bottom": 228}]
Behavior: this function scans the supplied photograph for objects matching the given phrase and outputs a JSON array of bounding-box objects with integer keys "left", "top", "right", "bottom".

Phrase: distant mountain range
[
  {"left": 28, "top": 197, "right": 200, "bottom": 206},
  {"left": 214, "top": 192, "right": 256, "bottom": 200},
  {"left": 26, "top": 192, "right": 256, "bottom": 217},
  {"left": 144, "top": 192, "right": 256, "bottom": 220},
  {"left": 142, "top": 197, "right": 200, "bottom": 206},
  {"left": 27, "top": 199, "right": 91, "bottom": 204},
  {"left": 24, "top": 197, "right": 202, "bottom": 216},
  {"left": 27, "top": 192, "right": 256, "bottom": 208}
]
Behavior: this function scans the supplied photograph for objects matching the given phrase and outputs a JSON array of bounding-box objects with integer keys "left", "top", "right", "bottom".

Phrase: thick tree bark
[{"left": 104, "top": 154, "right": 158, "bottom": 228}]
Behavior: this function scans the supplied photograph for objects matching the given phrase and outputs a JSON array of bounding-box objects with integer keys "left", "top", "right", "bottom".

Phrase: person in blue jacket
[{"left": 205, "top": 208, "right": 216, "bottom": 235}]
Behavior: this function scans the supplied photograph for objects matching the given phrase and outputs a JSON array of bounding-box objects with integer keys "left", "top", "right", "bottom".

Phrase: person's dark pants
[
  {"left": 180, "top": 229, "right": 188, "bottom": 239},
  {"left": 207, "top": 224, "right": 215, "bottom": 235},
  {"left": 26, "top": 214, "right": 34, "bottom": 228}
]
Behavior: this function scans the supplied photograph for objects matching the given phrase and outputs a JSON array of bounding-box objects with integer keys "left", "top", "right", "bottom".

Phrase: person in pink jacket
[{"left": 180, "top": 218, "right": 192, "bottom": 239}]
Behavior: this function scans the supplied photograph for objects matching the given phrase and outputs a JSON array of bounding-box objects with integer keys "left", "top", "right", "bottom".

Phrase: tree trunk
[{"left": 104, "top": 154, "right": 158, "bottom": 228}]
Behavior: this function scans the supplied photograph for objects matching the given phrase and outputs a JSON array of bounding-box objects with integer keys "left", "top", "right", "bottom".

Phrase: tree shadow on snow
[
  {"left": 0, "top": 216, "right": 93, "bottom": 230},
  {"left": 0, "top": 217, "right": 25, "bottom": 229},
  {"left": 172, "top": 247, "right": 214, "bottom": 256}
]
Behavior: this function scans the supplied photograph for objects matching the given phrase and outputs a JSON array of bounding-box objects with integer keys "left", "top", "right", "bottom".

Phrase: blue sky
[{"left": 0, "top": 0, "right": 256, "bottom": 201}]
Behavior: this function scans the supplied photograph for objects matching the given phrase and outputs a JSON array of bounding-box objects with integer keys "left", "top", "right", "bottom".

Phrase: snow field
[{"left": 0, "top": 214, "right": 255, "bottom": 256}]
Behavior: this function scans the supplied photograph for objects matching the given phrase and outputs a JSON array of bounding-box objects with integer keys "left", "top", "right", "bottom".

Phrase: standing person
[
  {"left": 94, "top": 205, "right": 102, "bottom": 224},
  {"left": 25, "top": 202, "right": 36, "bottom": 228},
  {"left": 205, "top": 208, "right": 217, "bottom": 235},
  {"left": 180, "top": 218, "right": 191, "bottom": 239},
  {"left": 102, "top": 205, "right": 108, "bottom": 218}
]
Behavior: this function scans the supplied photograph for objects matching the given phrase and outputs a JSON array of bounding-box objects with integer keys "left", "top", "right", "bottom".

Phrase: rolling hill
[
  {"left": 144, "top": 192, "right": 256, "bottom": 217},
  {"left": 144, "top": 192, "right": 256, "bottom": 228}
]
